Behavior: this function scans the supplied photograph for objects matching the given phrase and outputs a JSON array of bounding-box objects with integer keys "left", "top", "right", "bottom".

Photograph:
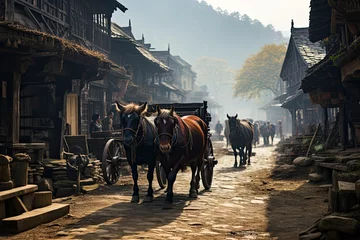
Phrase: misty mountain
[{"left": 113, "top": 0, "right": 287, "bottom": 69}]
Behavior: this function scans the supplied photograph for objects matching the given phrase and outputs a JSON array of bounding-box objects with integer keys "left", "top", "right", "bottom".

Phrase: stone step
[
  {"left": 1, "top": 203, "right": 70, "bottom": 233},
  {"left": 0, "top": 185, "right": 38, "bottom": 202}
]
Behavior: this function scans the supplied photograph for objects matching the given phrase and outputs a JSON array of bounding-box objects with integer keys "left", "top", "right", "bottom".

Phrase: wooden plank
[
  {"left": 0, "top": 185, "right": 38, "bottom": 201},
  {"left": 1, "top": 203, "right": 70, "bottom": 233},
  {"left": 338, "top": 181, "right": 355, "bottom": 191},
  {"left": 316, "top": 162, "right": 348, "bottom": 171}
]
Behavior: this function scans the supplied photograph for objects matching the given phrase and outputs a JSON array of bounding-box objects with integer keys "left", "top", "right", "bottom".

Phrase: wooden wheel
[
  {"left": 156, "top": 160, "right": 167, "bottom": 189},
  {"left": 102, "top": 139, "right": 123, "bottom": 185},
  {"left": 201, "top": 138, "right": 215, "bottom": 190}
]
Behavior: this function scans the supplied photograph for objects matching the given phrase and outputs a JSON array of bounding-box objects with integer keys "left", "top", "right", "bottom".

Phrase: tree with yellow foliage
[{"left": 233, "top": 44, "right": 287, "bottom": 99}]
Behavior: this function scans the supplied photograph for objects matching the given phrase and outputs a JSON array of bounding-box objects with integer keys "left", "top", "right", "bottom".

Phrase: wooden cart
[
  {"left": 63, "top": 131, "right": 126, "bottom": 185},
  {"left": 144, "top": 101, "right": 218, "bottom": 190}
]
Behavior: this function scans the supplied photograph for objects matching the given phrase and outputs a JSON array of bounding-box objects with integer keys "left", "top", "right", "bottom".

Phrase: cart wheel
[
  {"left": 156, "top": 160, "right": 167, "bottom": 189},
  {"left": 102, "top": 139, "right": 123, "bottom": 185},
  {"left": 201, "top": 139, "right": 215, "bottom": 190}
]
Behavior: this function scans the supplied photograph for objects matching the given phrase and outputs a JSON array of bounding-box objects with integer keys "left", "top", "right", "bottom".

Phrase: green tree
[{"left": 233, "top": 44, "right": 287, "bottom": 99}]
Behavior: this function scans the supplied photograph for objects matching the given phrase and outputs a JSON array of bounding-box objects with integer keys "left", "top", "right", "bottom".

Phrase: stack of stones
[{"left": 28, "top": 162, "right": 45, "bottom": 184}]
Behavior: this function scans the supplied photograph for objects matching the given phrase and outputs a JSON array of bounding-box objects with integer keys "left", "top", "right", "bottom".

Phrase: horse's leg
[
  {"left": 195, "top": 159, "right": 202, "bottom": 193},
  {"left": 239, "top": 147, "right": 244, "bottom": 167},
  {"left": 232, "top": 145, "right": 238, "bottom": 168},
  {"left": 189, "top": 161, "right": 198, "bottom": 199},
  {"left": 143, "top": 156, "right": 155, "bottom": 203},
  {"left": 164, "top": 159, "right": 182, "bottom": 209},
  {"left": 248, "top": 143, "right": 252, "bottom": 165},
  {"left": 130, "top": 162, "right": 140, "bottom": 203},
  {"left": 244, "top": 146, "right": 248, "bottom": 163}
]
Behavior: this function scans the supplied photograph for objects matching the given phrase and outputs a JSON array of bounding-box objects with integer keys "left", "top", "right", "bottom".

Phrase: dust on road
[{"left": 1, "top": 141, "right": 328, "bottom": 240}]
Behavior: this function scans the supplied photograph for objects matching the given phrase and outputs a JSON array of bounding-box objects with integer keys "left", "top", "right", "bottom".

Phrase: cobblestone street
[{"left": 2, "top": 141, "right": 328, "bottom": 240}]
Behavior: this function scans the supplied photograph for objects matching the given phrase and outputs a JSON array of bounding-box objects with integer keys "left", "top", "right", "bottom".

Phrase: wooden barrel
[{"left": 11, "top": 153, "right": 31, "bottom": 187}]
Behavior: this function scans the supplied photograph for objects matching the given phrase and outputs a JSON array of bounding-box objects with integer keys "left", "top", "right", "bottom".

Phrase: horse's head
[
  {"left": 154, "top": 105, "right": 178, "bottom": 154},
  {"left": 227, "top": 114, "right": 238, "bottom": 133},
  {"left": 115, "top": 101, "right": 147, "bottom": 147}
]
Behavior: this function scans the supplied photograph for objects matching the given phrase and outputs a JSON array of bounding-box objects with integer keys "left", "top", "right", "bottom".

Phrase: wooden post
[
  {"left": 323, "top": 107, "right": 329, "bottom": 136},
  {"left": 306, "top": 123, "right": 320, "bottom": 157},
  {"left": 7, "top": 72, "right": 21, "bottom": 144},
  {"left": 291, "top": 108, "right": 297, "bottom": 136},
  {"left": 340, "top": 102, "right": 348, "bottom": 150}
]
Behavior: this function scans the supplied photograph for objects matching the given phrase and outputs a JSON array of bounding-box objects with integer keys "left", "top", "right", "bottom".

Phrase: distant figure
[
  {"left": 260, "top": 122, "right": 270, "bottom": 146},
  {"left": 253, "top": 122, "right": 260, "bottom": 147},
  {"left": 102, "top": 112, "right": 114, "bottom": 131},
  {"left": 215, "top": 121, "right": 223, "bottom": 140},
  {"left": 268, "top": 122, "right": 276, "bottom": 145},
  {"left": 278, "top": 120, "right": 284, "bottom": 140},
  {"left": 90, "top": 114, "right": 102, "bottom": 134}
]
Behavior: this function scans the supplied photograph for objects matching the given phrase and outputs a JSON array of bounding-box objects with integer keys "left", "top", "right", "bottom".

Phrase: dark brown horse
[
  {"left": 154, "top": 105, "right": 208, "bottom": 209},
  {"left": 115, "top": 102, "right": 157, "bottom": 203},
  {"left": 227, "top": 114, "right": 254, "bottom": 167}
]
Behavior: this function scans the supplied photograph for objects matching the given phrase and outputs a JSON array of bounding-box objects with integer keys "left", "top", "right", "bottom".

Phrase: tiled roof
[
  {"left": 292, "top": 27, "right": 326, "bottom": 68},
  {"left": 111, "top": 23, "right": 169, "bottom": 72}
]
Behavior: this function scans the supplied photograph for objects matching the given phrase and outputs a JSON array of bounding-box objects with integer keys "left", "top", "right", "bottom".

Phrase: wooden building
[
  {"left": 111, "top": 22, "right": 187, "bottom": 104},
  {"left": 151, "top": 47, "right": 196, "bottom": 102},
  {"left": 300, "top": 0, "right": 360, "bottom": 149},
  {"left": 280, "top": 21, "right": 326, "bottom": 135},
  {"left": 0, "top": 0, "right": 129, "bottom": 159}
]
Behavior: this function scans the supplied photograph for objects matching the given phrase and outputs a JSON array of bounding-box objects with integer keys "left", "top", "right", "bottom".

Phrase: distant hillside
[{"left": 113, "top": 0, "right": 287, "bottom": 68}]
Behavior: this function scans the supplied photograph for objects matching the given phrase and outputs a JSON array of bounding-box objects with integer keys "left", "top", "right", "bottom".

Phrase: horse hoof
[
  {"left": 131, "top": 196, "right": 140, "bottom": 203},
  {"left": 247, "top": 162, "right": 251, "bottom": 165},
  {"left": 233, "top": 164, "right": 237, "bottom": 168},
  {"left": 189, "top": 191, "right": 198, "bottom": 199},
  {"left": 143, "top": 196, "right": 153, "bottom": 203},
  {"left": 163, "top": 201, "right": 173, "bottom": 209}
]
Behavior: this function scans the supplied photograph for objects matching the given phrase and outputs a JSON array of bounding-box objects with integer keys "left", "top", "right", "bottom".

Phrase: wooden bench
[
  {"left": 315, "top": 162, "right": 348, "bottom": 183},
  {"left": 0, "top": 185, "right": 70, "bottom": 233},
  {"left": 0, "top": 185, "right": 38, "bottom": 221}
]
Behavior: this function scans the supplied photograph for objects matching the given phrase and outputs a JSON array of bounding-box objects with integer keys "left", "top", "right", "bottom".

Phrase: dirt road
[{"left": 1, "top": 141, "right": 328, "bottom": 240}]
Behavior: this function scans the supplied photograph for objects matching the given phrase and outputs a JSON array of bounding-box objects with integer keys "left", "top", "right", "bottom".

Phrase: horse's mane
[
  {"left": 117, "top": 103, "right": 148, "bottom": 116},
  {"left": 158, "top": 109, "right": 177, "bottom": 118}
]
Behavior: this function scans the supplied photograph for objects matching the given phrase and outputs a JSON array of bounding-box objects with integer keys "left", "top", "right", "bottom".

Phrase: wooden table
[{"left": 6, "top": 143, "right": 46, "bottom": 163}]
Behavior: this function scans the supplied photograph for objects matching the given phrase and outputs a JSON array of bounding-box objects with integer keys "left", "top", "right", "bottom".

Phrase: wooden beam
[{"left": 32, "top": 52, "right": 58, "bottom": 58}]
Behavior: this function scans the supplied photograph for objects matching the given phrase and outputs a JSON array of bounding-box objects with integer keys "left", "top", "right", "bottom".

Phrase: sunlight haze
[{"left": 202, "top": 0, "right": 311, "bottom": 33}]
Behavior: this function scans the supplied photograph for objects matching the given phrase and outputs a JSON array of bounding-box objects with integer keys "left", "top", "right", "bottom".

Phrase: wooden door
[{"left": 66, "top": 93, "right": 78, "bottom": 135}]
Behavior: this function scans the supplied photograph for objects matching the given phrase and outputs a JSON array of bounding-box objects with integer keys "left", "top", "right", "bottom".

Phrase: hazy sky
[{"left": 202, "top": 0, "right": 311, "bottom": 35}]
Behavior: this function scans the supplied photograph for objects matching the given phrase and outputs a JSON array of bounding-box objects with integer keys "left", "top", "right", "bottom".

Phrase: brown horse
[{"left": 154, "top": 105, "right": 208, "bottom": 209}]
